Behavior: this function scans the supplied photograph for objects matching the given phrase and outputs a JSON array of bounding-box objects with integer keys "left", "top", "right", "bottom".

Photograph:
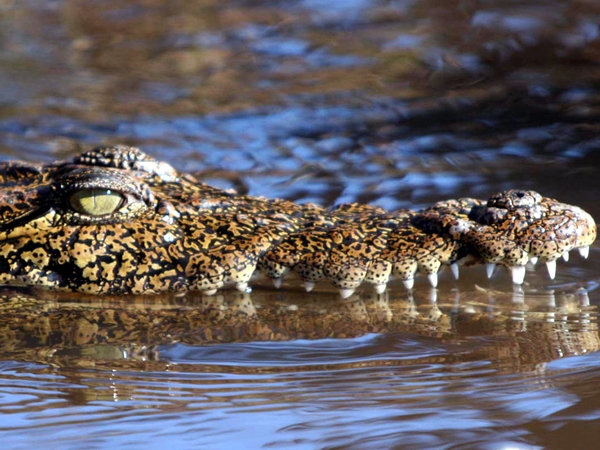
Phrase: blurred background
[{"left": 1, "top": 0, "right": 599, "bottom": 211}]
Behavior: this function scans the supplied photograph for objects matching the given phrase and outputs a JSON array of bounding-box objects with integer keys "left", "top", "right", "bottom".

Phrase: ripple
[{"left": 0, "top": 325, "right": 597, "bottom": 449}]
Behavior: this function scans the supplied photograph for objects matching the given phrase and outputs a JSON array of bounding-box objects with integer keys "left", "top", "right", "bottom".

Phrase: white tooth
[
  {"left": 203, "top": 289, "right": 217, "bottom": 296},
  {"left": 374, "top": 284, "right": 387, "bottom": 294},
  {"left": 304, "top": 281, "right": 316, "bottom": 292},
  {"left": 579, "top": 246, "right": 590, "bottom": 259},
  {"left": 511, "top": 266, "right": 526, "bottom": 285},
  {"left": 339, "top": 288, "right": 355, "bottom": 299},
  {"left": 450, "top": 263, "right": 459, "bottom": 280},
  {"left": 403, "top": 278, "right": 415, "bottom": 290},
  {"left": 529, "top": 256, "right": 538, "bottom": 265},
  {"left": 486, "top": 263, "right": 495, "bottom": 279},
  {"left": 235, "top": 282, "right": 248, "bottom": 293},
  {"left": 273, "top": 278, "right": 282, "bottom": 289},
  {"left": 562, "top": 252, "right": 569, "bottom": 262},
  {"left": 427, "top": 273, "right": 438, "bottom": 288},
  {"left": 546, "top": 260, "right": 556, "bottom": 280}
]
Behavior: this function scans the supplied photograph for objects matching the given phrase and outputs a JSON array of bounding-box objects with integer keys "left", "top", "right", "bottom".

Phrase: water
[
  {"left": 0, "top": 0, "right": 600, "bottom": 448},
  {"left": 0, "top": 286, "right": 598, "bottom": 449}
]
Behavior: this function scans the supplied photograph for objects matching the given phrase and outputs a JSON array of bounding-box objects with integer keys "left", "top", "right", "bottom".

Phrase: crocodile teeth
[
  {"left": 304, "top": 281, "right": 316, "bottom": 292},
  {"left": 511, "top": 266, "right": 526, "bottom": 285},
  {"left": 235, "top": 282, "right": 250, "bottom": 293},
  {"left": 374, "top": 284, "right": 387, "bottom": 294},
  {"left": 203, "top": 289, "right": 217, "bottom": 296},
  {"left": 273, "top": 278, "right": 282, "bottom": 289},
  {"left": 427, "top": 273, "right": 438, "bottom": 288},
  {"left": 403, "top": 278, "right": 415, "bottom": 290},
  {"left": 579, "top": 246, "right": 590, "bottom": 259},
  {"left": 562, "top": 252, "right": 570, "bottom": 262},
  {"left": 486, "top": 263, "right": 495, "bottom": 279},
  {"left": 526, "top": 256, "right": 538, "bottom": 270},
  {"left": 450, "top": 263, "right": 459, "bottom": 280},
  {"left": 546, "top": 260, "right": 556, "bottom": 280},
  {"left": 339, "top": 288, "right": 355, "bottom": 299}
]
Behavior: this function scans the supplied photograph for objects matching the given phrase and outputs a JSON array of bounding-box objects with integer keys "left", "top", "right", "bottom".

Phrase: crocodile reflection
[{"left": 0, "top": 288, "right": 596, "bottom": 374}]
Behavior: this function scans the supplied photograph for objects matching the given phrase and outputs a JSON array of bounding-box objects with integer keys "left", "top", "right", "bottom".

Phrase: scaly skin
[{"left": 0, "top": 145, "right": 594, "bottom": 296}]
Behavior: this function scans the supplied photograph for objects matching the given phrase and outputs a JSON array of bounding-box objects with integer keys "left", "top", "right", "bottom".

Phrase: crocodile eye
[{"left": 69, "top": 188, "right": 125, "bottom": 216}]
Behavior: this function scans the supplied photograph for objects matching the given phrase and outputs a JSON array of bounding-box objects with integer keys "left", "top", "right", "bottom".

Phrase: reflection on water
[
  {"left": 1, "top": 0, "right": 600, "bottom": 448},
  {"left": 0, "top": 282, "right": 599, "bottom": 448},
  {"left": 0, "top": 285, "right": 596, "bottom": 367}
]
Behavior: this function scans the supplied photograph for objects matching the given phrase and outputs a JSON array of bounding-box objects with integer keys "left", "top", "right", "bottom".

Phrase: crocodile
[{"left": 0, "top": 145, "right": 595, "bottom": 297}]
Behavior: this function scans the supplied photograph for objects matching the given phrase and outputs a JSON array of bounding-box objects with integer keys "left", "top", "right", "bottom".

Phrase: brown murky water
[{"left": 1, "top": 1, "right": 600, "bottom": 448}]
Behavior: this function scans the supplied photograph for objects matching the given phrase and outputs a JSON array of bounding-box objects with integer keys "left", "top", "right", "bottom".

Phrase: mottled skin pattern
[{"left": 0, "top": 145, "right": 595, "bottom": 296}]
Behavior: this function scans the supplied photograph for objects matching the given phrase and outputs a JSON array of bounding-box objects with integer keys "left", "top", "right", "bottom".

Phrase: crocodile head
[{"left": 0, "top": 145, "right": 595, "bottom": 296}]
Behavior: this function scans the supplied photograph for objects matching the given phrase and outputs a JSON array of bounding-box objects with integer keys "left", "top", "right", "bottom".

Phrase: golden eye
[{"left": 69, "top": 188, "right": 125, "bottom": 216}]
